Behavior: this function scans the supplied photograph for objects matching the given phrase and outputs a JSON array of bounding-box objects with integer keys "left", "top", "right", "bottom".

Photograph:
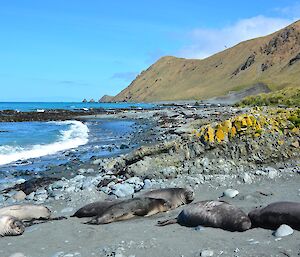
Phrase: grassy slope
[{"left": 112, "top": 20, "right": 300, "bottom": 102}]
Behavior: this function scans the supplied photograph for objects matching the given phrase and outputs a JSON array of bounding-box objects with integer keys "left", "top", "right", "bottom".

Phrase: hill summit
[{"left": 112, "top": 20, "right": 300, "bottom": 102}]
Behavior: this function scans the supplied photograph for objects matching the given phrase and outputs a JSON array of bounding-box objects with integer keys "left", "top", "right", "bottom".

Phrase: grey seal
[
  {"left": 157, "top": 200, "right": 251, "bottom": 232},
  {"left": 0, "top": 204, "right": 51, "bottom": 221},
  {"left": 139, "top": 187, "right": 194, "bottom": 209},
  {"left": 0, "top": 215, "right": 25, "bottom": 237},
  {"left": 87, "top": 197, "right": 172, "bottom": 225},
  {"left": 248, "top": 201, "right": 300, "bottom": 230}
]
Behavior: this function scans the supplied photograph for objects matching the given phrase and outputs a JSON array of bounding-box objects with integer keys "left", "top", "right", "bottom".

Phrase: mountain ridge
[{"left": 112, "top": 20, "right": 300, "bottom": 102}]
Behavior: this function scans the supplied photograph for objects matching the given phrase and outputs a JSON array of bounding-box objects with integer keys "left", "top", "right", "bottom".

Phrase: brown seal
[
  {"left": 248, "top": 201, "right": 300, "bottom": 230},
  {"left": 87, "top": 197, "right": 172, "bottom": 225},
  {"left": 0, "top": 215, "right": 25, "bottom": 237},
  {"left": 139, "top": 187, "right": 194, "bottom": 209},
  {"left": 157, "top": 200, "right": 251, "bottom": 232},
  {"left": 71, "top": 199, "right": 121, "bottom": 218}
]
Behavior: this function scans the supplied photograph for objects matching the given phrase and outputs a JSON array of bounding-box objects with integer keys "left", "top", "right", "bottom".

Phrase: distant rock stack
[
  {"left": 82, "top": 98, "right": 87, "bottom": 103},
  {"left": 89, "top": 99, "right": 95, "bottom": 103}
]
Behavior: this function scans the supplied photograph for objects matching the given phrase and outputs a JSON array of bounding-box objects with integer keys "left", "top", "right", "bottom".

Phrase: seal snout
[{"left": 13, "top": 220, "right": 25, "bottom": 234}]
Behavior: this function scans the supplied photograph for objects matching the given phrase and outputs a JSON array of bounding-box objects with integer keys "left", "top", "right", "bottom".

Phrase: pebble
[
  {"left": 274, "top": 224, "right": 293, "bottom": 237},
  {"left": 222, "top": 189, "right": 239, "bottom": 198},
  {"left": 200, "top": 250, "right": 214, "bottom": 256},
  {"left": 61, "top": 207, "right": 74, "bottom": 214},
  {"left": 9, "top": 253, "right": 26, "bottom": 257}
]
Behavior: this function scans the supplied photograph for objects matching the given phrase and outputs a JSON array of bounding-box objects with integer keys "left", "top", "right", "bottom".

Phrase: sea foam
[{"left": 0, "top": 120, "right": 89, "bottom": 166}]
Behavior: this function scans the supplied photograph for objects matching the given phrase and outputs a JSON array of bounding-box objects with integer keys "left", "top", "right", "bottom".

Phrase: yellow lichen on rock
[{"left": 215, "top": 127, "right": 225, "bottom": 142}]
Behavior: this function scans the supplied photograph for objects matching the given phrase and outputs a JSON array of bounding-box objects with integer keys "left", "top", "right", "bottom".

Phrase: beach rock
[
  {"left": 143, "top": 179, "right": 153, "bottom": 189},
  {"left": 200, "top": 249, "right": 214, "bottom": 256},
  {"left": 243, "top": 173, "right": 252, "bottom": 184},
  {"left": 111, "top": 183, "right": 134, "bottom": 198},
  {"left": 265, "top": 167, "right": 278, "bottom": 179},
  {"left": 25, "top": 192, "right": 35, "bottom": 201},
  {"left": 51, "top": 180, "right": 67, "bottom": 190},
  {"left": 161, "top": 166, "right": 177, "bottom": 178},
  {"left": 12, "top": 191, "right": 26, "bottom": 201},
  {"left": 274, "top": 224, "right": 294, "bottom": 237},
  {"left": 222, "top": 189, "right": 239, "bottom": 198},
  {"left": 125, "top": 177, "right": 144, "bottom": 191}
]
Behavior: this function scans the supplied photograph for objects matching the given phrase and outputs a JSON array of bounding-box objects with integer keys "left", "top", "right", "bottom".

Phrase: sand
[{"left": 1, "top": 172, "right": 299, "bottom": 257}]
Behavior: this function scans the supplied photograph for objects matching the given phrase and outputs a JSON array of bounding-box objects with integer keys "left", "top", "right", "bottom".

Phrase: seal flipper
[
  {"left": 23, "top": 216, "right": 67, "bottom": 227},
  {"left": 156, "top": 218, "right": 177, "bottom": 226}
]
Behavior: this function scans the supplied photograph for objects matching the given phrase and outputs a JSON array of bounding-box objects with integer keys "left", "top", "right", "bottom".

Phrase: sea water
[{"left": 0, "top": 102, "right": 150, "bottom": 178}]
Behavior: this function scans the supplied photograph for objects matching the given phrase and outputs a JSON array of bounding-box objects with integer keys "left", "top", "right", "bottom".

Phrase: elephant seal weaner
[
  {"left": 248, "top": 201, "right": 300, "bottom": 230},
  {"left": 71, "top": 199, "right": 121, "bottom": 218},
  {"left": 157, "top": 200, "right": 251, "bottom": 232},
  {"left": 139, "top": 187, "right": 194, "bottom": 209},
  {"left": 0, "top": 215, "right": 25, "bottom": 237},
  {"left": 87, "top": 197, "right": 172, "bottom": 225},
  {"left": 0, "top": 204, "right": 51, "bottom": 221}
]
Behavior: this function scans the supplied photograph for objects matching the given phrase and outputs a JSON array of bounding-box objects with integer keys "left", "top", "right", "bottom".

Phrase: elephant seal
[
  {"left": 0, "top": 204, "right": 51, "bottom": 221},
  {"left": 71, "top": 199, "right": 121, "bottom": 218},
  {"left": 0, "top": 215, "right": 25, "bottom": 237},
  {"left": 139, "top": 187, "right": 194, "bottom": 209},
  {"left": 157, "top": 200, "right": 251, "bottom": 232},
  {"left": 248, "top": 201, "right": 300, "bottom": 230},
  {"left": 87, "top": 197, "right": 172, "bottom": 225}
]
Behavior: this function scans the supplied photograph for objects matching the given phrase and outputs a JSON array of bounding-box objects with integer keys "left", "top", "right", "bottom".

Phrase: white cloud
[{"left": 178, "top": 16, "right": 296, "bottom": 59}]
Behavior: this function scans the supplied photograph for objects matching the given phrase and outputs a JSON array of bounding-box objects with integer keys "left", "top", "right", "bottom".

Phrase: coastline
[{"left": 0, "top": 105, "right": 299, "bottom": 257}]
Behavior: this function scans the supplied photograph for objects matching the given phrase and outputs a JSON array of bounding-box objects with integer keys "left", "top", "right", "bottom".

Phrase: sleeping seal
[
  {"left": 71, "top": 199, "right": 121, "bottom": 218},
  {"left": 0, "top": 204, "right": 51, "bottom": 221},
  {"left": 248, "top": 201, "right": 300, "bottom": 230},
  {"left": 157, "top": 200, "right": 251, "bottom": 232},
  {"left": 0, "top": 215, "right": 25, "bottom": 237},
  {"left": 87, "top": 197, "right": 172, "bottom": 225},
  {"left": 139, "top": 187, "right": 194, "bottom": 209}
]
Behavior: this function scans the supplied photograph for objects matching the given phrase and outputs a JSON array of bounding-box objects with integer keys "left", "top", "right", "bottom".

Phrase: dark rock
[
  {"left": 289, "top": 52, "right": 300, "bottom": 65},
  {"left": 233, "top": 54, "right": 255, "bottom": 75},
  {"left": 0, "top": 177, "right": 59, "bottom": 195}
]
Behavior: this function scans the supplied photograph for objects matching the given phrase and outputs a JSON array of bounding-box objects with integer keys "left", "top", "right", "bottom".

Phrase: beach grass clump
[{"left": 237, "top": 87, "right": 300, "bottom": 107}]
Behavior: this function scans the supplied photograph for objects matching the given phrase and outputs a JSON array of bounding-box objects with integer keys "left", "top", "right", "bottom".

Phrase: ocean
[
  {"left": 0, "top": 102, "right": 153, "bottom": 180},
  {"left": 0, "top": 102, "right": 155, "bottom": 112}
]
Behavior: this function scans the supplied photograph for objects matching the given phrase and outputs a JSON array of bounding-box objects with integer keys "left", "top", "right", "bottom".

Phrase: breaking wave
[{"left": 0, "top": 120, "right": 89, "bottom": 166}]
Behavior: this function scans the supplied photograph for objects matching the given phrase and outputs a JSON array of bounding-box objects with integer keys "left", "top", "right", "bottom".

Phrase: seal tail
[{"left": 156, "top": 218, "right": 177, "bottom": 226}]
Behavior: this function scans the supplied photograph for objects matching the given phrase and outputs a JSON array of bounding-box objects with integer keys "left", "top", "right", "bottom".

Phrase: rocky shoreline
[{"left": 0, "top": 105, "right": 299, "bottom": 257}]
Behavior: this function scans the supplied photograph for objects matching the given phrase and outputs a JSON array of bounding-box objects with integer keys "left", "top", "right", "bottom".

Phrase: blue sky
[{"left": 0, "top": 0, "right": 299, "bottom": 101}]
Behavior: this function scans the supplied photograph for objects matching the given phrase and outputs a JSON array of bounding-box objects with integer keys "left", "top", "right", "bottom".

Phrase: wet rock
[
  {"left": 274, "top": 224, "right": 293, "bottom": 237},
  {"left": 25, "top": 192, "right": 35, "bottom": 201},
  {"left": 111, "top": 183, "right": 135, "bottom": 198}
]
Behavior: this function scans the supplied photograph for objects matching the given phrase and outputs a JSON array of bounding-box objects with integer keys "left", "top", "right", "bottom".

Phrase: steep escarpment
[{"left": 112, "top": 20, "right": 300, "bottom": 102}]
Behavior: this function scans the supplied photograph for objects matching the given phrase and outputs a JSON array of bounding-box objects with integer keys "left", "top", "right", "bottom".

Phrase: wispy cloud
[
  {"left": 274, "top": 2, "right": 300, "bottom": 17},
  {"left": 111, "top": 72, "right": 139, "bottom": 82},
  {"left": 177, "top": 15, "right": 295, "bottom": 59}
]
